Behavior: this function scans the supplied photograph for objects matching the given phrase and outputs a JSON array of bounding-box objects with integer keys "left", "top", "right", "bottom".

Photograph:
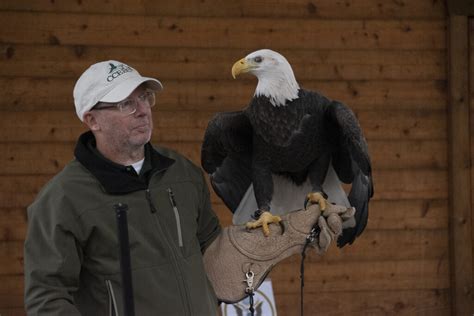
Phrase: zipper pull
[
  {"left": 167, "top": 188, "right": 178, "bottom": 208},
  {"left": 146, "top": 189, "right": 157, "bottom": 213},
  {"left": 167, "top": 188, "right": 184, "bottom": 247}
]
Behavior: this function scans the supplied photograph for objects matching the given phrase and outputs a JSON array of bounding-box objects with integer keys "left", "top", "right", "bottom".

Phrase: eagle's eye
[{"left": 253, "top": 56, "right": 263, "bottom": 63}]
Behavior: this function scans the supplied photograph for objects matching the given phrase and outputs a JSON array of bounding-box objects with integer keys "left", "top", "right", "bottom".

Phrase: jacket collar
[{"left": 74, "top": 131, "right": 175, "bottom": 194}]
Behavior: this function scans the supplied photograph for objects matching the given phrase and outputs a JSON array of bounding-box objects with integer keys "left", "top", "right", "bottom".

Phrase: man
[{"left": 24, "top": 61, "right": 221, "bottom": 315}]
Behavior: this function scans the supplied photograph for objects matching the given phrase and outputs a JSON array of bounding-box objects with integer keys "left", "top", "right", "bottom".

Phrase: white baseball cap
[{"left": 73, "top": 60, "right": 163, "bottom": 121}]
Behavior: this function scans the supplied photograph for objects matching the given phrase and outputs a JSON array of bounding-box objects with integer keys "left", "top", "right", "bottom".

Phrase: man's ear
[{"left": 83, "top": 111, "right": 100, "bottom": 131}]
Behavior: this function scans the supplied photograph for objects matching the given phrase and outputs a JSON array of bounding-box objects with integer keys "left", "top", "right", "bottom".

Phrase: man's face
[{"left": 89, "top": 84, "right": 154, "bottom": 151}]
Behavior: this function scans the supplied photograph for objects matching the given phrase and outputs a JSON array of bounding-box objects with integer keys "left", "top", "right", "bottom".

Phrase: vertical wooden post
[
  {"left": 470, "top": 17, "right": 474, "bottom": 313},
  {"left": 448, "top": 15, "right": 474, "bottom": 315}
]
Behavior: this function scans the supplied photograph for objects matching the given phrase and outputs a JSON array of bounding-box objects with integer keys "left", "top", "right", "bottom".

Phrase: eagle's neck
[{"left": 254, "top": 68, "right": 300, "bottom": 107}]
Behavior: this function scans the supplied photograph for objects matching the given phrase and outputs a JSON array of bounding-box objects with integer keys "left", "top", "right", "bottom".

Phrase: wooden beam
[
  {"left": 0, "top": 12, "right": 447, "bottom": 50},
  {"left": 0, "top": 45, "right": 447, "bottom": 81},
  {"left": 0, "top": 0, "right": 447, "bottom": 19},
  {"left": 448, "top": 15, "right": 474, "bottom": 315}
]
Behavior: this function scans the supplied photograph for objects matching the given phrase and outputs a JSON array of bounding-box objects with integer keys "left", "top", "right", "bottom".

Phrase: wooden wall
[{"left": 0, "top": 1, "right": 453, "bottom": 315}]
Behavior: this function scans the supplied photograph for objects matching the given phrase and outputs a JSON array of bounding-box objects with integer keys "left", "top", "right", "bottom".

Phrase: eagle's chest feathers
[{"left": 249, "top": 98, "right": 302, "bottom": 147}]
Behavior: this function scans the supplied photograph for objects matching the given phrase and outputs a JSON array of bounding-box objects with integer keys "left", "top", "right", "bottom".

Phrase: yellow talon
[
  {"left": 246, "top": 211, "right": 282, "bottom": 237},
  {"left": 306, "top": 192, "right": 328, "bottom": 212}
]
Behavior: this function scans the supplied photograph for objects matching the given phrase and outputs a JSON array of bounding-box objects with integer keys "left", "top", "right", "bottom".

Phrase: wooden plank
[
  {"left": 369, "top": 140, "right": 446, "bottom": 169},
  {"left": 271, "top": 258, "right": 450, "bottom": 292},
  {"left": 367, "top": 199, "right": 448, "bottom": 230},
  {"left": 0, "top": 294, "right": 23, "bottom": 309},
  {"left": 213, "top": 198, "right": 449, "bottom": 231},
  {"left": 0, "top": 241, "right": 24, "bottom": 275},
  {"left": 0, "top": 308, "right": 25, "bottom": 316},
  {"left": 0, "top": 12, "right": 446, "bottom": 50},
  {"left": 358, "top": 109, "right": 447, "bottom": 140},
  {"left": 370, "top": 169, "right": 447, "bottom": 201},
  {"left": 0, "top": 175, "right": 52, "bottom": 208},
  {"left": 0, "top": 44, "right": 446, "bottom": 80},
  {"left": 274, "top": 289, "right": 450, "bottom": 316},
  {"left": 448, "top": 15, "right": 474, "bottom": 315},
  {"left": 0, "top": 0, "right": 446, "bottom": 19},
  {"left": 0, "top": 208, "right": 27, "bottom": 242},
  {"left": 0, "top": 45, "right": 446, "bottom": 67},
  {"left": 0, "top": 139, "right": 446, "bottom": 175},
  {"left": 0, "top": 55, "right": 446, "bottom": 81},
  {"left": 0, "top": 109, "right": 447, "bottom": 143},
  {"left": 0, "top": 143, "right": 76, "bottom": 175},
  {"left": 0, "top": 275, "right": 24, "bottom": 313},
  {"left": 0, "top": 78, "right": 447, "bottom": 111},
  {"left": 0, "top": 276, "right": 24, "bottom": 313},
  {"left": 1, "top": 275, "right": 24, "bottom": 294}
]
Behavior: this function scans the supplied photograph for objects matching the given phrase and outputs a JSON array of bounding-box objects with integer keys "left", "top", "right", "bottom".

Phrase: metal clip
[
  {"left": 306, "top": 227, "right": 316, "bottom": 243},
  {"left": 306, "top": 226, "right": 321, "bottom": 244},
  {"left": 244, "top": 271, "right": 255, "bottom": 294}
]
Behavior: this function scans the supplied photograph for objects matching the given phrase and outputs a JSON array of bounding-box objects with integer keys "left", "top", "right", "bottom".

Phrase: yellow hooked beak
[{"left": 231, "top": 58, "right": 253, "bottom": 79}]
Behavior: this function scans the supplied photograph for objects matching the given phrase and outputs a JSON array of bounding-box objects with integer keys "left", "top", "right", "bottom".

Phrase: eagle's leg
[
  {"left": 305, "top": 154, "right": 331, "bottom": 213},
  {"left": 245, "top": 160, "right": 283, "bottom": 236}
]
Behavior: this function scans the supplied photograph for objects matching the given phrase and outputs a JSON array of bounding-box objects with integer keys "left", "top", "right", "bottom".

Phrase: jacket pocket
[
  {"left": 167, "top": 188, "right": 184, "bottom": 247},
  {"left": 105, "top": 279, "right": 119, "bottom": 316}
]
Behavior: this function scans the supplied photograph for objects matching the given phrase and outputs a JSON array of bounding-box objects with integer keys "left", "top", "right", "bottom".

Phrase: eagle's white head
[{"left": 231, "top": 49, "right": 300, "bottom": 107}]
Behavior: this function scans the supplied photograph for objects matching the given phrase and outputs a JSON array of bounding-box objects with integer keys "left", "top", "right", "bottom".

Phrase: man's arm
[
  {"left": 24, "top": 193, "right": 82, "bottom": 316},
  {"left": 196, "top": 171, "right": 221, "bottom": 253}
]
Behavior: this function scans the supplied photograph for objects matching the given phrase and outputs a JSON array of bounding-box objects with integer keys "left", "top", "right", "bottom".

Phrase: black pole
[{"left": 114, "top": 203, "right": 135, "bottom": 316}]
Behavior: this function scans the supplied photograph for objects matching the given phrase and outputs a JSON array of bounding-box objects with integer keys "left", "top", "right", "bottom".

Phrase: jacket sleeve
[
  {"left": 196, "top": 171, "right": 222, "bottom": 253},
  {"left": 24, "top": 188, "right": 83, "bottom": 316}
]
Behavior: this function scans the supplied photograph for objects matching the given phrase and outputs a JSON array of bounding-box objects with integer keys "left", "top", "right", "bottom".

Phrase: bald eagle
[{"left": 201, "top": 49, "right": 373, "bottom": 247}]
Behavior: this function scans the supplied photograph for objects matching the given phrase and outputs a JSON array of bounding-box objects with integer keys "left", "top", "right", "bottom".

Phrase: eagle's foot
[
  {"left": 305, "top": 192, "right": 328, "bottom": 213},
  {"left": 246, "top": 211, "right": 282, "bottom": 237}
]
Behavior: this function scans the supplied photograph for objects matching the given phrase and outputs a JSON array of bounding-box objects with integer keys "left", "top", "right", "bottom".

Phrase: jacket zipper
[
  {"left": 145, "top": 188, "right": 192, "bottom": 315},
  {"left": 167, "top": 188, "right": 184, "bottom": 247},
  {"left": 105, "top": 279, "right": 119, "bottom": 316}
]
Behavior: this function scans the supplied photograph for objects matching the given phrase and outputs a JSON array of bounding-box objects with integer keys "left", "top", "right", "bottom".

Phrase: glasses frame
[{"left": 93, "top": 89, "right": 156, "bottom": 116}]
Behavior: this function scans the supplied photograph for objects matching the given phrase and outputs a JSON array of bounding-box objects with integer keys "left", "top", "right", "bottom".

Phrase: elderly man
[{"left": 24, "top": 61, "right": 221, "bottom": 315}]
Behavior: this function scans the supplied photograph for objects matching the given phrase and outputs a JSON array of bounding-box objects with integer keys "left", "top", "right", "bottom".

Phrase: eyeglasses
[{"left": 93, "top": 90, "right": 156, "bottom": 116}]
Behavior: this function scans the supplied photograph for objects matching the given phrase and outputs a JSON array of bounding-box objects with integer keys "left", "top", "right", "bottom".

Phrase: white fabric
[
  {"left": 73, "top": 60, "right": 163, "bottom": 121},
  {"left": 233, "top": 163, "right": 351, "bottom": 225},
  {"left": 131, "top": 158, "right": 145, "bottom": 174}
]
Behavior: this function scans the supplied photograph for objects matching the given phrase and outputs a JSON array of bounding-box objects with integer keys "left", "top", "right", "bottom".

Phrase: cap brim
[{"left": 100, "top": 76, "right": 163, "bottom": 103}]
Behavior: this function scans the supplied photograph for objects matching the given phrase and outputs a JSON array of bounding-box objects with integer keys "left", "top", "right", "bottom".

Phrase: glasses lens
[
  {"left": 117, "top": 99, "right": 136, "bottom": 115},
  {"left": 115, "top": 90, "right": 156, "bottom": 115},
  {"left": 146, "top": 91, "right": 156, "bottom": 108}
]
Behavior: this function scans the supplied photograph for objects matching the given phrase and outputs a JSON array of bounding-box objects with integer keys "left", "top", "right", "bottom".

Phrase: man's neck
[{"left": 96, "top": 142, "right": 145, "bottom": 166}]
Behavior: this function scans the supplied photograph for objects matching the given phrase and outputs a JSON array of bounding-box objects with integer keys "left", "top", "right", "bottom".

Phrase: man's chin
[{"left": 130, "top": 131, "right": 152, "bottom": 146}]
